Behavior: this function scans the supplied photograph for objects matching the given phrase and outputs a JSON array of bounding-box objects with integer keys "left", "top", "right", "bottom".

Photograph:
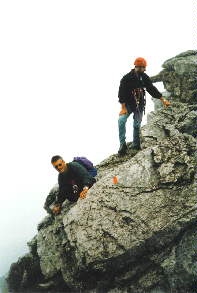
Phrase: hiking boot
[
  {"left": 118, "top": 143, "right": 127, "bottom": 156},
  {"left": 130, "top": 143, "right": 141, "bottom": 151}
]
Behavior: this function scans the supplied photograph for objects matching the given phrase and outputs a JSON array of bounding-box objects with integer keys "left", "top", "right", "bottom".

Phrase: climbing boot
[
  {"left": 118, "top": 142, "right": 127, "bottom": 156},
  {"left": 130, "top": 142, "right": 141, "bottom": 151},
  {"left": 129, "top": 141, "right": 141, "bottom": 151}
]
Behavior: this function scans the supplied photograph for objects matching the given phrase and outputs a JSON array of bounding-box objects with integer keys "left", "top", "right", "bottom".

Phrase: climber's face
[
  {"left": 52, "top": 159, "right": 67, "bottom": 173},
  {"left": 135, "top": 66, "right": 146, "bottom": 73}
]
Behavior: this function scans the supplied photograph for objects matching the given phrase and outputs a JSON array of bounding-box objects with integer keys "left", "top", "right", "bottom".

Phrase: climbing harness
[{"left": 132, "top": 87, "right": 146, "bottom": 115}]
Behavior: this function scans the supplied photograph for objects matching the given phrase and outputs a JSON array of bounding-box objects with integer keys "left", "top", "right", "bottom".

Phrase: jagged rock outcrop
[
  {"left": 151, "top": 50, "right": 197, "bottom": 104},
  {"left": 7, "top": 252, "right": 43, "bottom": 292},
  {"left": 7, "top": 50, "right": 197, "bottom": 293}
]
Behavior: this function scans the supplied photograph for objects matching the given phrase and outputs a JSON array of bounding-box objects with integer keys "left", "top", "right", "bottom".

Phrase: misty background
[{"left": 0, "top": 0, "right": 194, "bottom": 278}]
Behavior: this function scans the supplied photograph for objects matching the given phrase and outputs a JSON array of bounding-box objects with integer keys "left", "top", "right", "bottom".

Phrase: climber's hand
[
  {"left": 164, "top": 100, "right": 171, "bottom": 107},
  {"left": 52, "top": 204, "right": 61, "bottom": 215},
  {"left": 119, "top": 104, "right": 128, "bottom": 116},
  {"left": 160, "top": 97, "right": 171, "bottom": 107},
  {"left": 79, "top": 187, "right": 89, "bottom": 199}
]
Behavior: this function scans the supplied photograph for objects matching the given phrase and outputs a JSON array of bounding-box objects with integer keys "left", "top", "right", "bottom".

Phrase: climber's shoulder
[{"left": 120, "top": 71, "right": 134, "bottom": 83}]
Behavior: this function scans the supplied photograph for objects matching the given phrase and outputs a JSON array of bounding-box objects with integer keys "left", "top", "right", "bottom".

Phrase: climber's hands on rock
[
  {"left": 79, "top": 187, "right": 89, "bottom": 199},
  {"left": 52, "top": 204, "right": 61, "bottom": 215},
  {"left": 160, "top": 97, "right": 171, "bottom": 107},
  {"left": 119, "top": 103, "right": 128, "bottom": 115}
]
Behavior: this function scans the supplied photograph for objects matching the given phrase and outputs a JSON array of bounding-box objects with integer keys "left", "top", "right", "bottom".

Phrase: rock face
[
  {"left": 7, "top": 50, "right": 197, "bottom": 293},
  {"left": 151, "top": 50, "right": 197, "bottom": 104}
]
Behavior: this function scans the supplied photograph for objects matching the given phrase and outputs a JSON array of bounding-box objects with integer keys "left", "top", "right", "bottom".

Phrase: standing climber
[
  {"left": 118, "top": 57, "right": 171, "bottom": 155},
  {"left": 48, "top": 155, "right": 96, "bottom": 215}
]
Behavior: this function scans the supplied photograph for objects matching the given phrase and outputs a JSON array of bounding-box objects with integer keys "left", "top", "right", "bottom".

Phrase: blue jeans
[{"left": 118, "top": 105, "right": 143, "bottom": 147}]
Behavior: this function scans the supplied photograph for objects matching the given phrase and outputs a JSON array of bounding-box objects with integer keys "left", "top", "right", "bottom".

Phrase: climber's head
[
  {"left": 134, "top": 57, "right": 147, "bottom": 73},
  {"left": 51, "top": 155, "right": 67, "bottom": 173}
]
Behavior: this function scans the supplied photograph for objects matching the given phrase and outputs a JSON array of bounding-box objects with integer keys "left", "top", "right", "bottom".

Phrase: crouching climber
[
  {"left": 118, "top": 57, "right": 171, "bottom": 155},
  {"left": 44, "top": 155, "right": 96, "bottom": 216}
]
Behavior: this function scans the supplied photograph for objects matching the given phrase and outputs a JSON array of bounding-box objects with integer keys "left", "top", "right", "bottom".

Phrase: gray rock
[
  {"left": 162, "top": 51, "right": 197, "bottom": 75},
  {"left": 141, "top": 102, "right": 197, "bottom": 150},
  {"left": 27, "top": 235, "right": 38, "bottom": 257},
  {"left": 6, "top": 253, "right": 43, "bottom": 292},
  {"left": 37, "top": 215, "right": 54, "bottom": 231},
  {"left": 161, "top": 226, "right": 197, "bottom": 292},
  {"left": 151, "top": 50, "right": 197, "bottom": 104}
]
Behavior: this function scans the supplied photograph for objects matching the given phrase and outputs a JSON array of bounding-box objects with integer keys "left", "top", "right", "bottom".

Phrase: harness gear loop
[
  {"left": 143, "top": 91, "right": 146, "bottom": 115},
  {"left": 132, "top": 88, "right": 146, "bottom": 115}
]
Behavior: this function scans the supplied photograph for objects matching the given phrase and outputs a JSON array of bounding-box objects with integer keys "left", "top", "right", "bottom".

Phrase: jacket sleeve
[
  {"left": 70, "top": 162, "right": 93, "bottom": 187},
  {"left": 56, "top": 188, "right": 67, "bottom": 205},
  {"left": 56, "top": 189, "right": 65, "bottom": 205},
  {"left": 118, "top": 76, "right": 127, "bottom": 103},
  {"left": 144, "top": 75, "right": 162, "bottom": 99},
  {"left": 55, "top": 176, "right": 69, "bottom": 205}
]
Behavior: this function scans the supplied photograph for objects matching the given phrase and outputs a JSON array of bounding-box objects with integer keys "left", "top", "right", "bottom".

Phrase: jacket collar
[{"left": 128, "top": 68, "right": 140, "bottom": 80}]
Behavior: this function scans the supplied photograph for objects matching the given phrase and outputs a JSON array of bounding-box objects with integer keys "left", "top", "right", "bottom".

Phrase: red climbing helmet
[{"left": 134, "top": 57, "right": 147, "bottom": 67}]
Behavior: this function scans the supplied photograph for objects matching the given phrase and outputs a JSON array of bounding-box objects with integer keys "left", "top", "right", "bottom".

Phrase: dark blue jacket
[
  {"left": 57, "top": 162, "right": 96, "bottom": 203},
  {"left": 118, "top": 69, "right": 162, "bottom": 112}
]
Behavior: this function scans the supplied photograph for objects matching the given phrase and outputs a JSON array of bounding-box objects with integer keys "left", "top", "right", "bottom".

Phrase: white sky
[{"left": 0, "top": 0, "right": 194, "bottom": 276}]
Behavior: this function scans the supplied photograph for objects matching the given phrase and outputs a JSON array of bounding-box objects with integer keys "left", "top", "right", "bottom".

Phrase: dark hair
[{"left": 51, "top": 155, "right": 63, "bottom": 163}]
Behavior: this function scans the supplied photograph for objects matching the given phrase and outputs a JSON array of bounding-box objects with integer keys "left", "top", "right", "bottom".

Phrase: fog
[{"left": 0, "top": 0, "right": 194, "bottom": 276}]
